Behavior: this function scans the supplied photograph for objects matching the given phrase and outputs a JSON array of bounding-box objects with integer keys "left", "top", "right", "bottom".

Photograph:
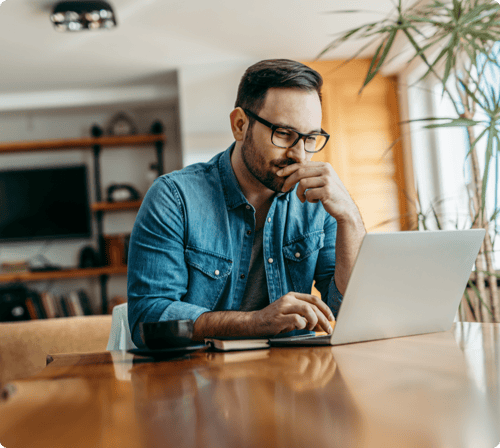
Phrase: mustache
[{"left": 272, "top": 159, "right": 296, "bottom": 168}]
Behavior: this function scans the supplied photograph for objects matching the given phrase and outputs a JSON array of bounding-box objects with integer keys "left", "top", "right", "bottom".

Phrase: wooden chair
[{"left": 0, "top": 315, "right": 112, "bottom": 385}]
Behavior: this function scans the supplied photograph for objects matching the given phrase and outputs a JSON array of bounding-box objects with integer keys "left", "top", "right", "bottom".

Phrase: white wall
[
  {"left": 0, "top": 74, "right": 182, "bottom": 312},
  {"left": 0, "top": 58, "right": 302, "bottom": 312},
  {"left": 178, "top": 59, "right": 256, "bottom": 166}
]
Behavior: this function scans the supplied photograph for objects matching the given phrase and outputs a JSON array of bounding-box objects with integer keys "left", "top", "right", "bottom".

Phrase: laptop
[{"left": 269, "top": 229, "right": 486, "bottom": 347}]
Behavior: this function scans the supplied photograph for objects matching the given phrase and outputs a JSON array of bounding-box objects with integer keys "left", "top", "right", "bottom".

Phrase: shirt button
[
  {"left": 267, "top": 218, "right": 271, "bottom": 223},
  {"left": 268, "top": 258, "right": 273, "bottom": 264},
  {"left": 295, "top": 252, "right": 301, "bottom": 258},
  {"left": 246, "top": 205, "right": 251, "bottom": 210},
  {"left": 246, "top": 230, "right": 252, "bottom": 236},
  {"left": 214, "top": 270, "right": 220, "bottom": 276},
  {"left": 240, "top": 274, "right": 245, "bottom": 279}
]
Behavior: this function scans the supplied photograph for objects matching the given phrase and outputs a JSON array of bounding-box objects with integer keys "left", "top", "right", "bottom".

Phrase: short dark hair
[{"left": 234, "top": 59, "right": 323, "bottom": 115}]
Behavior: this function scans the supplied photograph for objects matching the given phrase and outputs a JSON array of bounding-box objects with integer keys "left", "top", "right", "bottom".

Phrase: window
[{"left": 404, "top": 45, "right": 499, "bottom": 269}]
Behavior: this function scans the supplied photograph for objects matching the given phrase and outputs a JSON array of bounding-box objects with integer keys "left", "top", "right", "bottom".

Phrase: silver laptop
[{"left": 269, "top": 229, "right": 486, "bottom": 347}]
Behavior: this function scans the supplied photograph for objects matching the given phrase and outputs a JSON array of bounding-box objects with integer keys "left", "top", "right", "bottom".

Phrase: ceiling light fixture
[{"left": 51, "top": 1, "right": 117, "bottom": 32}]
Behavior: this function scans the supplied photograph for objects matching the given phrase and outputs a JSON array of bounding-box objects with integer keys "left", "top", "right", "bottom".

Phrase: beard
[{"left": 241, "top": 127, "right": 295, "bottom": 193}]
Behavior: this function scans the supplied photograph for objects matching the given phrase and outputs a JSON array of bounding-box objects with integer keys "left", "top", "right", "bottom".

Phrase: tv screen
[{"left": 0, "top": 165, "right": 92, "bottom": 242}]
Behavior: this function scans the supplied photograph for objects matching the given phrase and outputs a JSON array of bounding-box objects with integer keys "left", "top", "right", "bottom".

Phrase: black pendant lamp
[{"left": 51, "top": 1, "right": 117, "bottom": 32}]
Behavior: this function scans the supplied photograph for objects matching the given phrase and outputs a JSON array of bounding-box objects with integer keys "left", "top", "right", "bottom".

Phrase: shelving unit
[
  {"left": 91, "top": 200, "right": 142, "bottom": 212},
  {"left": 0, "top": 131, "right": 166, "bottom": 315},
  {"left": 0, "top": 134, "right": 164, "bottom": 154},
  {"left": 0, "top": 266, "right": 128, "bottom": 284}
]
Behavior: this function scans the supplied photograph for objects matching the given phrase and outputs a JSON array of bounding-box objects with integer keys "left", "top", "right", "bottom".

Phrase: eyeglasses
[{"left": 243, "top": 109, "right": 330, "bottom": 153}]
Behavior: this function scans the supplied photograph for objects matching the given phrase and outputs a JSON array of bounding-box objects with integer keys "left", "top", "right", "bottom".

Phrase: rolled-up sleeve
[
  {"left": 127, "top": 177, "right": 210, "bottom": 348},
  {"left": 313, "top": 213, "right": 343, "bottom": 318}
]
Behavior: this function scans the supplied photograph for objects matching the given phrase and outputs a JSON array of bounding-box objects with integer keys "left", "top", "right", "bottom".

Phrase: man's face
[{"left": 240, "top": 88, "right": 322, "bottom": 193}]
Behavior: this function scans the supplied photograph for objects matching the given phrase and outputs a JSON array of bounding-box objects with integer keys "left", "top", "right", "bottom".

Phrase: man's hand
[
  {"left": 277, "top": 160, "right": 366, "bottom": 296},
  {"left": 192, "top": 292, "right": 334, "bottom": 341},
  {"left": 277, "top": 161, "right": 358, "bottom": 221},
  {"left": 252, "top": 292, "right": 334, "bottom": 336}
]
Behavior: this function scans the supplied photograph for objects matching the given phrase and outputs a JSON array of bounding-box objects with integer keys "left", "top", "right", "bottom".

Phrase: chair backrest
[
  {"left": 107, "top": 302, "right": 137, "bottom": 350},
  {"left": 0, "top": 315, "right": 112, "bottom": 385}
]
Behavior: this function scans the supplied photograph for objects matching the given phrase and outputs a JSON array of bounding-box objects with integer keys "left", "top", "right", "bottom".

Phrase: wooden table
[{"left": 1, "top": 322, "right": 499, "bottom": 447}]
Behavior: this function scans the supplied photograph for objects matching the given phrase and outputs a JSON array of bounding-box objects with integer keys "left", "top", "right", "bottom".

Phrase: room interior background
[
  {"left": 318, "top": 0, "right": 499, "bottom": 322},
  {"left": 0, "top": 0, "right": 497, "bottom": 317}
]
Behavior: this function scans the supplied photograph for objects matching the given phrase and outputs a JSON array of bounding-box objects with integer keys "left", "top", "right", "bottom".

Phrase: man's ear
[{"left": 230, "top": 107, "right": 248, "bottom": 142}]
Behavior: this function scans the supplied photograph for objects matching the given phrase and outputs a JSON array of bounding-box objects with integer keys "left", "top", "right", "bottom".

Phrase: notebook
[
  {"left": 205, "top": 337, "right": 270, "bottom": 351},
  {"left": 269, "top": 229, "right": 486, "bottom": 347}
]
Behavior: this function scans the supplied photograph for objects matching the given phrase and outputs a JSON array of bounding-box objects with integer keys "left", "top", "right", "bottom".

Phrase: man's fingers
[
  {"left": 298, "top": 303, "right": 332, "bottom": 334},
  {"left": 276, "top": 162, "right": 324, "bottom": 178},
  {"left": 264, "top": 292, "right": 335, "bottom": 335},
  {"left": 281, "top": 166, "right": 325, "bottom": 192},
  {"left": 294, "top": 304, "right": 319, "bottom": 331},
  {"left": 283, "top": 299, "right": 332, "bottom": 334},
  {"left": 292, "top": 293, "right": 334, "bottom": 321},
  {"left": 279, "top": 314, "right": 308, "bottom": 333},
  {"left": 311, "top": 310, "right": 333, "bottom": 334},
  {"left": 296, "top": 177, "right": 325, "bottom": 202},
  {"left": 301, "top": 187, "right": 326, "bottom": 204}
]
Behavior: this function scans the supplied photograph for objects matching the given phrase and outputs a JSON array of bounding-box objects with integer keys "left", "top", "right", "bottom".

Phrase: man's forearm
[
  {"left": 334, "top": 208, "right": 366, "bottom": 296},
  {"left": 192, "top": 310, "right": 257, "bottom": 341}
]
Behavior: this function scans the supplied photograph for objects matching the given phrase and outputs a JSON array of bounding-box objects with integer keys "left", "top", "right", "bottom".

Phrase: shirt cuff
[
  {"left": 159, "top": 301, "right": 211, "bottom": 324},
  {"left": 327, "top": 277, "right": 343, "bottom": 319}
]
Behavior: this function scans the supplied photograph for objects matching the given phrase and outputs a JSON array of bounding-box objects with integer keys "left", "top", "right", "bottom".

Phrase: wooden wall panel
[{"left": 305, "top": 60, "right": 410, "bottom": 232}]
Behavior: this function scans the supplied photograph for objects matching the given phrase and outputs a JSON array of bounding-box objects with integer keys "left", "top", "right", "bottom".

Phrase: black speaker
[
  {"left": 0, "top": 284, "right": 29, "bottom": 322},
  {"left": 79, "top": 246, "right": 101, "bottom": 268}
]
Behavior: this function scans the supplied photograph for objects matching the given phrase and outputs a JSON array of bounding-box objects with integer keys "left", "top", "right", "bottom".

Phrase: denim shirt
[{"left": 127, "top": 144, "right": 343, "bottom": 347}]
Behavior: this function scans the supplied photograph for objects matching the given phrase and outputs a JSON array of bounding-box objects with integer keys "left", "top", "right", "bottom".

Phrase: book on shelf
[
  {"left": 0, "top": 285, "right": 96, "bottom": 321},
  {"left": 77, "top": 290, "right": 93, "bottom": 315},
  {"left": 69, "top": 291, "right": 85, "bottom": 316},
  {"left": 59, "top": 295, "right": 72, "bottom": 317},
  {"left": 25, "top": 297, "right": 39, "bottom": 320},
  {"left": 53, "top": 295, "right": 66, "bottom": 318},
  {"left": 40, "top": 292, "right": 57, "bottom": 319},
  {"left": 25, "top": 291, "right": 46, "bottom": 319}
]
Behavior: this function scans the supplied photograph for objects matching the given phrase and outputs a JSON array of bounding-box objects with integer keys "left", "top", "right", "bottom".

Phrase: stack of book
[{"left": 1, "top": 286, "right": 95, "bottom": 321}]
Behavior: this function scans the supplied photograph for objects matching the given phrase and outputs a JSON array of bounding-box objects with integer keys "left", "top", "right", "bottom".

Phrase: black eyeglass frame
[{"left": 243, "top": 108, "right": 330, "bottom": 153}]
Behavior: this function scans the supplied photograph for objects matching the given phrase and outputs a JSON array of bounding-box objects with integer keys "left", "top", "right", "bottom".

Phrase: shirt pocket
[
  {"left": 185, "top": 247, "right": 233, "bottom": 309},
  {"left": 283, "top": 232, "right": 325, "bottom": 294}
]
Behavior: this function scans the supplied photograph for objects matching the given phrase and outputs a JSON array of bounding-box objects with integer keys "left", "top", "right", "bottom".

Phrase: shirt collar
[{"left": 218, "top": 143, "right": 289, "bottom": 211}]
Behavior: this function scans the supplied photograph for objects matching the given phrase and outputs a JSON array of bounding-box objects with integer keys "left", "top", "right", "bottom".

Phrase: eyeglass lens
[{"left": 272, "top": 128, "right": 327, "bottom": 152}]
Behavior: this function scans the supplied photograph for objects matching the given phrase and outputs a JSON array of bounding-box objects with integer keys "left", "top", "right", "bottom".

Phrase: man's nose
[{"left": 286, "top": 137, "right": 307, "bottom": 163}]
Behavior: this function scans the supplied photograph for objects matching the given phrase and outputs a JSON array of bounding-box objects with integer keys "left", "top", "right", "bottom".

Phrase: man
[{"left": 128, "top": 59, "right": 366, "bottom": 347}]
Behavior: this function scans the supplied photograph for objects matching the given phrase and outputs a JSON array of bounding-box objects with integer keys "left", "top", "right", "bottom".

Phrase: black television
[{"left": 0, "top": 165, "right": 92, "bottom": 242}]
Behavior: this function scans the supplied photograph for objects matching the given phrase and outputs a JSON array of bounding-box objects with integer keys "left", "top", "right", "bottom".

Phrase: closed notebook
[
  {"left": 204, "top": 337, "right": 270, "bottom": 351},
  {"left": 204, "top": 327, "right": 329, "bottom": 351}
]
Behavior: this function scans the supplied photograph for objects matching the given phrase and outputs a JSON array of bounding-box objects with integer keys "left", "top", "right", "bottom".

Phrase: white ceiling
[{"left": 0, "top": 0, "right": 418, "bottom": 93}]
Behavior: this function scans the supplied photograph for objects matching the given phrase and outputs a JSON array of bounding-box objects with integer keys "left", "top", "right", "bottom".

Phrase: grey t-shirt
[{"left": 239, "top": 227, "right": 270, "bottom": 311}]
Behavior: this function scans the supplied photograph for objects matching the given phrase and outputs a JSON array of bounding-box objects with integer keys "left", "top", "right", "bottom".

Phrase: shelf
[
  {"left": 0, "top": 129, "right": 165, "bottom": 314},
  {"left": 92, "top": 200, "right": 142, "bottom": 212},
  {"left": 0, "top": 133, "right": 166, "bottom": 154},
  {"left": 0, "top": 266, "right": 128, "bottom": 283}
]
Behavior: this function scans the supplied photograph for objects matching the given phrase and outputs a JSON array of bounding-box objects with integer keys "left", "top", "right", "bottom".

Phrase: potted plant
[{"left": 319, "top": 0, "right": 499, "bottom": 322}]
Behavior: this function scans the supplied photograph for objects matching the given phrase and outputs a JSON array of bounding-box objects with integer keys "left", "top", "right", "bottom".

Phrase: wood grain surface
[{"left": 1, "top": 322, "right": 499, "bottom": 448}]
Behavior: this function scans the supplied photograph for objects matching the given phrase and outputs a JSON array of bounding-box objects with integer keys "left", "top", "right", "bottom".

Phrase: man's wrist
[
  {"left": 192, "top": 310, "right": 257, "bottom": 341},
  {"left": 335, "top": 205, "right": 364, "bottom": 228}
]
